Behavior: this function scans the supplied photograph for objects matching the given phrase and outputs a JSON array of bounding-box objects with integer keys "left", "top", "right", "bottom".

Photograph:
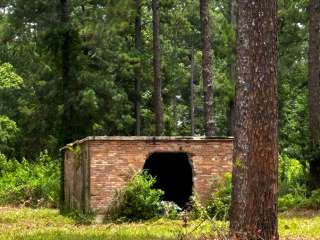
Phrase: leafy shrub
[
  {"left": 206, "top": 173, "right": 232, "bottom": 220},
  {"left": 278, "top": 193, "right": 305, "bottom": 212},
  {"left": 278, "top": 154, "right": 308, "bottom": 211},
  {"left": 161, "top": 201, "right": 181, "bottom": 219},
  {"left": 0, "top": 151, "right": 60, "bottom": 207},
  {"left": 279, "top": 154, "right": 306, "bottom": 196},
  {"left": 300, "top": 189, "right": 320, "bottom": 210},
  {"left": 279, "top": 189, "right": 320, "bottom": 211},
  {"left": 187, "top": 195, "right": 208, "bottom": 220},
  {"left": 105, "top": 171, "right": 164, "bottom": 222}
]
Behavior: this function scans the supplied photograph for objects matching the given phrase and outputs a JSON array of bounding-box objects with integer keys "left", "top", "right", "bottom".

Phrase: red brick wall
[{"left": 64, "top": 137, "right": 233, "bottom": 214}]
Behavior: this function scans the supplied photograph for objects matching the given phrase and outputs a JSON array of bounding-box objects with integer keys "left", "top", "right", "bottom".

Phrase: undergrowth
[{"left": 0, "top": 151, "right": 60, "bottom": 208}]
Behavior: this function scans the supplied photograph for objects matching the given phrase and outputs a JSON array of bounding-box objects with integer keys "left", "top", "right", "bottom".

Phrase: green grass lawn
[{"left": 0, "top": 207, "right": 319, "bottom": 240}]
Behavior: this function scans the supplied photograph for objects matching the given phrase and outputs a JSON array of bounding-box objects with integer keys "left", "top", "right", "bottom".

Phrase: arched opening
[{"left": 143, "top": 152, "right": 193, "bottom": 208}]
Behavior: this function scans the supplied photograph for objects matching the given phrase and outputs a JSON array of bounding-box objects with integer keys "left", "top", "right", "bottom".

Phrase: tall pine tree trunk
[
  {"left": 152, "top": 0, "right": 163, "bottom": 136},
  {"left": 134, "top": 0, "right": 142, "bottom": 136},
  {"left": 61, "top": 0, "right": 72, "bottom": 145},
  {"left": 200, "top": 0, "right": 215, "bottom": 137},
  {"left": 190, "top": 47, "right": 195, "bottom": 136},
  {"left": 230, "top": 1, "right": 278, "bottom": 239},
  {"left": 60, "top": 0, "right": 72, "bottom": 211},
  {"left": 227, "top": 0, "right": 237, "bottom": 136},
  {"left": 308, "top": 0, "right": 320, "bottom": 190}
]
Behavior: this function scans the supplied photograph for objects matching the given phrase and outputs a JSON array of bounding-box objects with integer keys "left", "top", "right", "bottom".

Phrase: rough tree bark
[
  {"left": 152, "top": 0, "right": 164, "bottom": 136},
  {"left": 134, "top": 0, "right": 142, "bottom": 136},
  {"left": 200, "top": 0, "right": 215, "bottom": 137},
  {"left": 308, "top": 0, "right": 320, "bottom": 190},
  {"left": 230, "top": 1, "right": 278, "bottom": 239},
  {"left": 190, "top": 47, "right": 195, "bottom": 136}
]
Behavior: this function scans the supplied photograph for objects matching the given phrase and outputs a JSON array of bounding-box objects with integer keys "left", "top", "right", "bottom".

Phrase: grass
[{"left": 0, "top": 207, "right": 319, "bottom": 240}]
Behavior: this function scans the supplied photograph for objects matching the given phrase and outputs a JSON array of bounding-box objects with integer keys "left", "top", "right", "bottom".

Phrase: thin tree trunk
[
  {"left": 134, "top": 0, "right": 142, "bottom": 136},
  {"left": 308, "top": 0, "right": 320, "bottom": 190},
  {"left": 152, "top": 0, "right": 163, "bottom": 136},
  {"left": 61, "top": 0, "right": 72, "bottom": 145},
  {"left": 227, "top": 0, "right": 237, "bottom": 136},
  {"left": 173, "top": 94, "right": 177, "bottom": 131},
  {"left": 227, "top": 98, "right": 235, "bottom": 136},
  {"left": 230, "top": 1, "right": 278, "bottom": 239},
  {"left": 60, "top": 0, "right": 72, "bottom": 212},
  {"left": 190, "top": 47, "right": 195, "bottom": 136},
  {"left": 200, "top": 0, "right": 215, "bottom": 137},
  {"left": 231, "top": 0, "right": 237, "bottom": 28}
]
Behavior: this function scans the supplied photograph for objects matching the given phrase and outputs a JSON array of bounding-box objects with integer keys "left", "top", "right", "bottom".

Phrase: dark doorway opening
[{"left": 143, "top": 152, "right": 193, "bottom": 208}]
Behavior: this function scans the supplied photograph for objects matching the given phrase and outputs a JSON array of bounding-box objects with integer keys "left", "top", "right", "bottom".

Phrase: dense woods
[
  {"left": 1, "top": 0, "right": 320, "bottom": 239},
  {"left": 0, "top": 0, "right": 237, "bottom": 159}
]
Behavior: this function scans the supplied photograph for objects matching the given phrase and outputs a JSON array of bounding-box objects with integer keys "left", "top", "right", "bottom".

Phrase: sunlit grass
[
  {"left": 279, "top": 211, "right": 320, "bottom": 239},
  {"left": 0, "top": 207, "right": 319, "bottom": 240}
]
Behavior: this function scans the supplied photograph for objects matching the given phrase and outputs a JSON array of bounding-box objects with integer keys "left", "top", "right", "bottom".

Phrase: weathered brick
[{"left": 63, "top": 136, "right": 233, "bottom": 214}]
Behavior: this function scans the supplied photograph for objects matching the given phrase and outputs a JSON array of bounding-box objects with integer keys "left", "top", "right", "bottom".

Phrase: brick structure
[{"left": 63, "top": 136, "right": 233, "bottom": 214}]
